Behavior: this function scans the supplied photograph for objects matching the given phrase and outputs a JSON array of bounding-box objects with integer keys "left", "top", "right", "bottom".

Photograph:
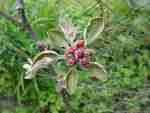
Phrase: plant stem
[
  {"left": 16, "top": 0, "right": 38, "bottom": 42},
  {"left": 60, "top": 89, "right": 74, "bottom": 113}
]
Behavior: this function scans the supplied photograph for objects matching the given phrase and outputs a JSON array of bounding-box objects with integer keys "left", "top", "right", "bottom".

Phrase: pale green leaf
[
  {"left": 84, "top": 17, "right": 104, "bottom": 46},
  {"left": 89, "top": 62, "right": 107, "bottom": 81},
  {"left": 24, "top": 57, "right": 54, "bottom": 79},
  {"left": 47, "top": 30, "right": 68, "bottom": 49},
  {"left": 23, "top": 50, "right": 58, "bottom": 79},
  {"left": 33, "top": 50, "right": 59, "bottom": 64},
  {"left": 66, "top": 68, "right": 78, "bottom": 94},
  {"left": 59, "top": 15, "right": 77, "bottom": 42}
]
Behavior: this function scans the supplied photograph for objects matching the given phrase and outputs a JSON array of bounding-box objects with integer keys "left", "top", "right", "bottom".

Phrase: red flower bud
[
  {"left": 79, "top": 57, "right": 88, "bottom": 65},
  {"left": 37, "top": 41, "right": 46, "bottom": 51},
  {"left": 68, "top": 47, "right": 76, "bottom": 53},
  {"left": 64, "top": 39, "right": 91, "bottom": 66},
  {"left": 83, "top": 63, "right": 91, "bottom": 68},
  {"left": 68, "top": 59, "right": 76, "bottom": 65},
  {"left": 75, "top": 40, "right": 84, "bottom": 48},
  {"left": 74, "top": 49, "right": 84, "bottom": 59},
  {"left": 90, "top": 76, "right": 98, "bottom": 81}
]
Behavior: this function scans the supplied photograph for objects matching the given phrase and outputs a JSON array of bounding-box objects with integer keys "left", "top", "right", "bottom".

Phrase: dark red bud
[
  {"left": 75, "top": 40, "right": 84, "bottom": 48},
  {"left": 68, "top": 59, "right": 76, "bottom": 65},
  {"left": 68, "top": 47, "right": 76, "bottom": 53},
  {"left": 74, "top": 49, "right": 84, "bottom": 59},
  {"left": 37, "top": 42, "right": 46, "bottom": 51},
  {"left": 79, "top": 58, "right": 88, "bottom": 65},
  {"left": 83, "top": 63, "right": 91, "bottom": 68},
  {"left": 90, "top": 76, "right": 98, "bottom": 81}
]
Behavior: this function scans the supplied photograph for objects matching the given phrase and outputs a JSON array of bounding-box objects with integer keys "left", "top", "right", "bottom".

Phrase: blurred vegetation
[{"left": 0, "top": 0, "right": 150, "bottom": 113}]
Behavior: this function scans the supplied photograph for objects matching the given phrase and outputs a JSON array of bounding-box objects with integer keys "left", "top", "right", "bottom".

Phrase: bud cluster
[{"left": 64, "top": 40, "right": 91, "bottom": 68}]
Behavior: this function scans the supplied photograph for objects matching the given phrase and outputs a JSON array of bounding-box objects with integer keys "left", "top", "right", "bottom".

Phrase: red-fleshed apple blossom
[{"left": 23, "top": 15, "right": 106, "bottom": 95}]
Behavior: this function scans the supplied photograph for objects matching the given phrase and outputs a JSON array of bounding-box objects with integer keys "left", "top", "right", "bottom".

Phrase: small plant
[{"left": 23, "top": 15, "right": 106, "bottom": 95}]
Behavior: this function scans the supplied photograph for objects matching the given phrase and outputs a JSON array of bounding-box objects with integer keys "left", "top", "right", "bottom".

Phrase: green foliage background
[{"left": 0, "top": 0, "right": 150, "bottom": 113}]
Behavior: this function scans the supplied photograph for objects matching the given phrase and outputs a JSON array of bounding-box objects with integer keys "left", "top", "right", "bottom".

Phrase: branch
[
  {"left": 16, "top": 0, "right": 38, "bottom": 41},
  {"left": 0, "top": 11, "right": 22, "bottom": 26}
]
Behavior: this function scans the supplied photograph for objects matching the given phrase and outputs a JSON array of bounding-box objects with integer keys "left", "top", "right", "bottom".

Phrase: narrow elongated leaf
[
  {"left": 84, "top": 17, "right": 104, "bottom": 46},
  {"left": 89, "top": 62, "right": 107, "bottom": 81},
  {"left": 66, "top": 68, "right": 78, "bottom": 94},
  {"left": 33, "top": 50, "right": 59, "bottom": 64}
]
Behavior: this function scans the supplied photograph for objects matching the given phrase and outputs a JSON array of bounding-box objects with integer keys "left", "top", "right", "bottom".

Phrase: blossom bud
[
  {"left": 83, "top": 63, "right": 91, "bottom": 68},
  {"left": 74, "top": 49, "right": 84, "bottom": 60},
  {"left": 90, "top": 76, "right": 98, "bottom": 81},
  {"left": 79, "top": 57, "right": 88, "bottom": 65},
  {"left": 75, "top": 40, "right": 84, "bottom": 48},
  {"left": 37, "top": 41, "right": 46, "bottom": 51},
  {"left": 68, "top": 47, "right": 76, "bottom": 53},
  {"left": 68, "top": 59, "right": 76, "bottom": 65}
]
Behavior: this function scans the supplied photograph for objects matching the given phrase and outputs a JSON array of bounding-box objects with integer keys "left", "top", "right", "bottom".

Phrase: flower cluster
[
  {"left": 22, "top": 14, "right": 107, "bottom": 97},
  {"left": 64, "top": 40, "right": 91, "bottom": 68}
]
